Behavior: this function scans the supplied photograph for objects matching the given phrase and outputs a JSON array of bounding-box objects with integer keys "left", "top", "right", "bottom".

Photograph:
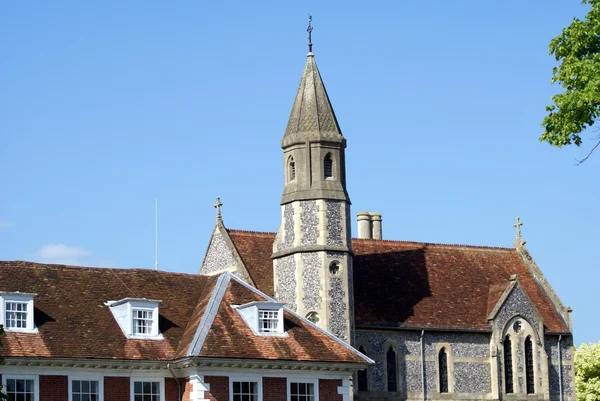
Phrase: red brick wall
[
  {"left": 40, "top": 375, "right": 68, "bottom": 401},
  {"left": 319, "top": 379, "right": 343, "bottom": 401},
  {"left": 204, "top": 375, "right": 229, "bottom": 401},
  {"left": 104, "top": 376, "right": 130, "bottom": 401},
  {"left": 180, "top": 378, "right": 193, "bottom": 401},
  {"left": 165, "top": 377, "right": 180, "bottom": 401},
  {"left": 263, "top": 377, "right": 287, "bottom": 401}
]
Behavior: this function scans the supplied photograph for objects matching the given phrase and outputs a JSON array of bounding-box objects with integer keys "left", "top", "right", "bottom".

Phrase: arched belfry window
[
  {"left": 288, "top": 156, "right": 296, "bottom": 182},
  {"left": 503, "top": 335, "right": 514, "bottom": 394},
  {"left": 386, "top": 346, "right": 397, "bottom": 392},
  {"left": 525, "top": 336, "right": 535, "bottom": 394},
  {"left": 439, "top": 347, "right": 449, "bottom": 393},
  {"left": 357, "top": 346, "right": 369, "bottom": 392},
  {"left": 324, "top": 153, "right": 333, "bottom": 179}
]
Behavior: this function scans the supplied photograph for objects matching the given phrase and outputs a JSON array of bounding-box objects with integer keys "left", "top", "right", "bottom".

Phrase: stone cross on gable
[
  {"left": 214, "top": 197, "right": 223, "bottom": 222},
  {"left": 514, "top": 217, "right": 525, "bottom": 245}
]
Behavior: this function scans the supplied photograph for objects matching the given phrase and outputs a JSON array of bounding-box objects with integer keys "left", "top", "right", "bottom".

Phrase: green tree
[
  {"left": 576, "top": 342, "right": 600, "bottom": 401},
  {"left": 541, "top": 0, "right": 600, "bottom": 163}
]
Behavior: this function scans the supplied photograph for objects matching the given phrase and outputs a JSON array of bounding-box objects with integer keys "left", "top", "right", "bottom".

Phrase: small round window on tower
[
  {"left": 329, "top": 261, "right": 341, "bottom": 275},
  {"left": 306, "top": 312, "right": 320, "bottom": 324}
]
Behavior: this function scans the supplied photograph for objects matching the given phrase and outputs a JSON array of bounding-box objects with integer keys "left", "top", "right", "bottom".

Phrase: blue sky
[{"left": 1, "top": 1, "right": 597, "bottom": 345}]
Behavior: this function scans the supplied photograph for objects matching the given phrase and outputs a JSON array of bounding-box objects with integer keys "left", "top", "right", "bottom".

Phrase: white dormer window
[
  {"left": 258, "top": 309, "right": 279, "bottom": 333},
  {"left": 133, "top": 308, "right": 154, "bottom": 335},
  {"left": 235, "top": 301, "right": 287, "bottom": 337},
  {"left": 105, "top": 298, "right": 162, "bottom": 339},
  {"left": 0, "top": 292, "right": 37, "bottom": 333}
]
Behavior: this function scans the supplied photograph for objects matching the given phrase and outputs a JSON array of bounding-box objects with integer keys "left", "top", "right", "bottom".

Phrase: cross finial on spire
[
  {"left": 214, "top": 197, "right": 223, "bottom": 222},
  {"left": 307, "top": 13, "right": 313, "bottom": 53}
]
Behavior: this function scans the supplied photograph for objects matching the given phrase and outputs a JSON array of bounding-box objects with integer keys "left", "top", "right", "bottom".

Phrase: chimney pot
[
  {"left": 357, "top": 212, "right": 372, "bottom": 239},
  {"left": 370, "top": 213, "right": 382, "bottom": 239}
]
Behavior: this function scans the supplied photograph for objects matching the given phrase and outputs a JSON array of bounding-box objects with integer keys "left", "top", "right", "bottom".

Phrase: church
[
  {"left": 199, "top": 29, "right": 576, "bottom": 401},
  {"left": 0, "top": 27, "right": 575, "bottom": 401}
]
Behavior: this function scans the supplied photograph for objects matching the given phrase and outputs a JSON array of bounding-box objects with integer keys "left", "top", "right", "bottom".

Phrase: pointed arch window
[
  {"left": 288, "top": 156, "right": 296, "bottom": 182},
  {"left": 439, "top": 347, "right": 449, "bottom": 393},
  {"left": 525, "top": 336, "right": 535, "bottom": 394},
  {"left": 324, "top": 153, "right": 333, "bottom": 179},
  {"left": 357, "top": 346, "right": 369, "bottom": 392},
  {"left": 503, "top": 335, "right": 514, "bottom": 394},
  {"left": 386, "top": 346, "right": 397, "bottom": 392}
]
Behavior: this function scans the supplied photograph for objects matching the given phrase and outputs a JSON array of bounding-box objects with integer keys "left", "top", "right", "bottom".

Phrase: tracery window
[
  {"left": 357, "top": 346, "right": 369, "bottom": 392},
  {"left": 324, "top": 153, "right": 333, "bottom": 179},
  {"left": 525, "top": 336, "right": 535, "bottom": 394},
  {"left": 503, "top": 335, "right": 514, "bottom": 394},
  {"left": 386, "top": 346, "right": 397, "bottom": 392},
  {"left": 439, "top": 347, "right": 449, "bottom": 393}
]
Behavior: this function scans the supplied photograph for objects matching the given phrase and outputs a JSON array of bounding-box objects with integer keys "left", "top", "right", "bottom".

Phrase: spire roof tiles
[{"left": 283, "top": 53, "right": 343, "bottom": 142}]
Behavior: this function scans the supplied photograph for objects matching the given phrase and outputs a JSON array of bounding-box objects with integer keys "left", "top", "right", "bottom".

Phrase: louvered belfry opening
[
  {"left": 504, "top": 336, "right": 514, "bottom": 394},
  {"left": 357, "top": 346, "right": 369, "bottom": 392},
  {"left": 439, "top": 348, "right": 449, "bottom": 393},
  {"left": 386, "top": 346, "right": 397, "bottom": 392},
  {"left": 525, "top": 336, "right": 535, "bottom": 394},
  {"left": 324, "top": 153, "right": 333, "bottom": 179}
]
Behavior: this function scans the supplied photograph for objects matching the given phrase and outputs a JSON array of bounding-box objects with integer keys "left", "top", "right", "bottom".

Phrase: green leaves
[
  {"left": 576, "top": 342, "right": 600, "bottom": 401},
  {"left": 541, "top": 0, "right": 600, "bottom": 156}
]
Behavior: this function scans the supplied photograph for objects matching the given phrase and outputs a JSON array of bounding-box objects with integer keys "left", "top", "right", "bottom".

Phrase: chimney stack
[
  {"left": 371, "top": 213, "right": 382, "bottom": 239},
  {"left": 357, "top": 212, "right": 372, "bottom": 239}
]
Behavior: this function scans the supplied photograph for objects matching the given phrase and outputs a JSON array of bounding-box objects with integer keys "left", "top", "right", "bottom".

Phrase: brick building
[{"left": 0, "top": 262, "right": 371, "bottom": 400}]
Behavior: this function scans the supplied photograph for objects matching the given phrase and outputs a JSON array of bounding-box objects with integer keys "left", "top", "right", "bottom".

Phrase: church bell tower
[{"left": 272, "top": 20, "right": 354, "bottom": 343}]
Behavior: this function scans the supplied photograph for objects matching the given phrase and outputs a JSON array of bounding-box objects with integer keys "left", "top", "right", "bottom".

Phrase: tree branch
[{"left": 576, "top": 136, "right": 600, "bottom": 165}]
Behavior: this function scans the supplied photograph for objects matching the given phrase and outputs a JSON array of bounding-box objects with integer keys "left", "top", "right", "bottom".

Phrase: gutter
[
  {"left": 167, "top": 363, "right": 181, "bottom": 401},
  {"left": 420, "top": 330, "right": 426, "bottom": 401},
  {"left": 558, "top": 335, "right": 563, "bottom": 401}
]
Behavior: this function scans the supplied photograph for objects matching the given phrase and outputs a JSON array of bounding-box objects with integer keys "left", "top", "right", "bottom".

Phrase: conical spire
[{"left": 282, "top": 53, "right": 344, "bottom": 146}]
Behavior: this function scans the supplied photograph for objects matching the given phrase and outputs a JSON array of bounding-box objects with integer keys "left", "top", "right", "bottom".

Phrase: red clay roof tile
[
  {"left": 0, "top": 261, "right": 367, "bottom": 364},
  {"left": 225, "top": 230, "right": 569, "bottom": 334}
]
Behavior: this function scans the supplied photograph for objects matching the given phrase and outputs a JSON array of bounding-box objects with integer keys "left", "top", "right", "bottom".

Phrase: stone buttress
[{"left": 272, "top": 51, "right": 354, "bottom": 343}]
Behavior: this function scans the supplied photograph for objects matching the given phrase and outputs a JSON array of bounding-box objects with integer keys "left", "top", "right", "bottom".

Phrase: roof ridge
[
  {"left": 187, "top": 273, "right": 231, "bottom": 356},
  {"left": 0, "top": 261, "right": 205, "bottom": 278},
  {"left": 351, "top": 238, "right": 515, "bottom": 251},
  {"left": 227, "top": 228, "right": 278, "bottom": 235},
  {"left": 224, "top": 229, "right": 514, "bottom": 251}
]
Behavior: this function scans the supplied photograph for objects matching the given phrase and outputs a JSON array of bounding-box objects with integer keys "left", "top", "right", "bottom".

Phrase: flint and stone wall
[
  {"left": 273, "top": 199, "right": 353, "bottom": 343},
  {"left": 356, "top": 330, "right": 492, "bottom": 400},
  {"left": 545, "top": 335, "right": 576, "bottom": 400},
  {"left": 355, "top": 330, "right": 574, "bottom": 401}
]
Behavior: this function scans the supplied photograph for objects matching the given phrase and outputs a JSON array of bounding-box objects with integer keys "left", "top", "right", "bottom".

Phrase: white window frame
[
  {"left": 229, "top": 376, "right": 263, "bottom": 401},
  {"left": 132, "top": 307, "right": 155, "bottom": 336},
  {"left": 2, "top": 374, "right": 40, "bottom": 401},
  {"left": 130, "top": 376, "right": 165, "bottom": 401},
  {"left": 69, "top": 375, "right": 104, "bottom": 401},
  {"left": 287, "top": 378, "right": 319, "bottom": 401},
  {"left": 258, "top": 309, "right": 280, "bottom": 333},
  {"left": 0, "top": 292, "right": 37, "bottom": 333}
]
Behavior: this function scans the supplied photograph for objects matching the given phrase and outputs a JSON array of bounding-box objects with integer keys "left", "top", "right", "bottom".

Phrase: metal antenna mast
[{"left": 155, "top": 198, "right": 158, "bottom": 271}]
